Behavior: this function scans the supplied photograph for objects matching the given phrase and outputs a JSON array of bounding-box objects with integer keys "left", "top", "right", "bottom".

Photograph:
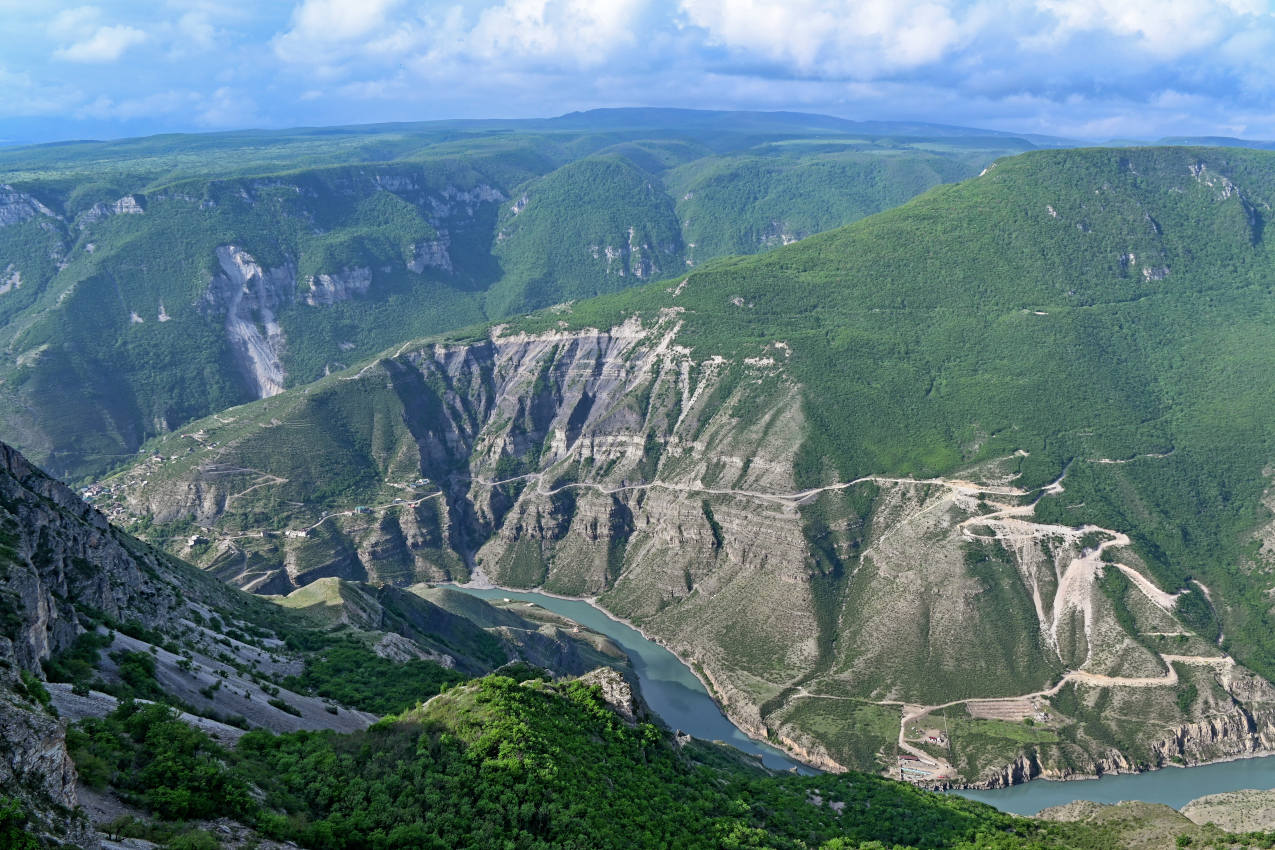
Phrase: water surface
[
  {"left": 954, "top": 755, "right": 1275, "bottom": 815},
  {"left": 452, "top": 585, "right": 1275, "bottom": 809},
  {"left": 451, "top": 585, "right": 809, "bottom": 772}
]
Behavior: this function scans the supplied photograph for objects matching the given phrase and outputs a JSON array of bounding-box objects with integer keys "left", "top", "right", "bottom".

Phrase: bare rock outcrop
[
  {"left": 0, "top": 638, "right": 95, "bottom": 847},
  {"left": 1182, "top": 788, "right": 1275, "bottom": 832},
  {"left": 577, "top": 667, "right": 645, "bottom": 725},
  {"left": 303, "top": 267, "right": 373, "bottom": 306},
  {"left": 202, "top": 246, "right": 294, "bottom": 398},
  {"left": 0, "top": 184, "right": 58, "bottom": 227}
]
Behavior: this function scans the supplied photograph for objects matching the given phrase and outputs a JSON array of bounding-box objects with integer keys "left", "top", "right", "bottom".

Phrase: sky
[{"left": 1, "top": 0, "right": 1274, "bottom": 144}]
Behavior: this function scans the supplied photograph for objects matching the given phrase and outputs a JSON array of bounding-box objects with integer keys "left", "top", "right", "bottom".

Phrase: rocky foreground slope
[{"left": 0, "top": 438, "right": 627, "bottom": 845}]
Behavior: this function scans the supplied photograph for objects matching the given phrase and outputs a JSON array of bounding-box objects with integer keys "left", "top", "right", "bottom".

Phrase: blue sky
[{"left": 2, "top": 0, "right": 1274, "bottom": 143}]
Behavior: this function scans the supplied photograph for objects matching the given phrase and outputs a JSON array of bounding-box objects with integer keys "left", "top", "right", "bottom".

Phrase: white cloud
[
  {"left": 54, "top": 24, "right": 148, "bottom": 62},
  {"left": 679, "top": 0, "right": 972, "bottom": 77},
  {"left": 273, "top": 0, "right": 650, "bottom": 74},
  {"left": 175, "top": 11, "right": 217, "bottom": 53},
  {"left": 48, "top": 6, "right": 101, "bottom": 39},
  {"left": 0, "top": 65, "right": 80, "bottom": 115},
  {"left": 1033, "top": 0, "right": 1269, "bottom": 58},
  {"left": 677, "top": 0, "right": 1274, "bottom": 83},
  {"left": 69, "top": 84, "right": 263, "bottom": 128},
  {"left": 464, "top": 0, "right": 647, "bottom": 65},
  {"left": 196, "top": 86, "right": 262, "bottom": 127},
  {"left": 76, "top": 89, "right": 194, "bottom": 120},
  {"left": 273, "top": 0, "right": 408, "bottom": 61}
]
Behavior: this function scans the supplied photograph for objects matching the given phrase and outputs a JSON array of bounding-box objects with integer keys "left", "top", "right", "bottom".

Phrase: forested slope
[
  {"left": 0, "top": 110, "right": 1016, "bottom": 479},
  {"left": 100, "top": 145, "right": 1275, "bottom": 782}
]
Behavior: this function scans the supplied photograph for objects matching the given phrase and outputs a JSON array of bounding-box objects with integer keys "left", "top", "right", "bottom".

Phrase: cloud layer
[{"left": 2, "top": 0, "right": 1274, "bottom": 142}]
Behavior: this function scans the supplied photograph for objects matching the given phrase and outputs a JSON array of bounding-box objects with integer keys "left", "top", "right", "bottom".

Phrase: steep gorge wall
[
  {"left": 0, "top": 167, "right": 508, "bottom": 480},
  {"left": 102, "top": 313, "right": 1275, "bottom": 783},
  {"left": 0, "top": 441, "right": 208, "bottom": 846}
]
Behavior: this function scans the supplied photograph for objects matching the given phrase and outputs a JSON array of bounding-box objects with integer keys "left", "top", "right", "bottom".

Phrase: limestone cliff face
[
  {"left": 198, "top": 252, "right": 381, "bottom": 398},
  {"left": 1149, "top": 704, "right": 1275, "bottom": 764},
  {"left": 105, "top": 314, "right": 1275, "bottom": 783},
  {"left": 0, "top": 638, "right": 95, "bottom": 847},
  {"left": 77, "top": 194, "right": 145, "bottom": 228},
  {"left": 0, "top": 184, "right": 59, "bottom": 227},
  {"left": 0, "top": 442, "right": 187, "bottom": 670},
  {"left": 202, "top": 246, "right": 294, "bottom": 398},
  {"left": 968, "top": 703, "right": 1275, "bottom": 790},
  {"left": 965, "top": 670, "right": 1275, "bottom": 789},
  {"left": 0, "top": 439, "right": 210, "bottom": 846},
  {"left": 303, "top": 267, "right": 373, "bottom": 306}
]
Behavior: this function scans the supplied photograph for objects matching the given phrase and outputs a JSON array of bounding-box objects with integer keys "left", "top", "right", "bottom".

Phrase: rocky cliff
[
  {"left": 99, "top": 303, "right": 1275, "bottom": 784},
  {"left": 0, "top": 438, "right": 208, "bottom": 844},
  {"left": 0, "top": 441, "right": 190, "bottom": 668},
  {"left": 203, "top": 246, "right": 295, "bottom": 398},
  {"left": 0, "top": 436, "right": 637, "bottom": 845}
]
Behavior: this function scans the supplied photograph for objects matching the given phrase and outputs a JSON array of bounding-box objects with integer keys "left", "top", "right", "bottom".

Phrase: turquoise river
[{"left": 452, "top": 585, "right": 1275, "bottom": 815}]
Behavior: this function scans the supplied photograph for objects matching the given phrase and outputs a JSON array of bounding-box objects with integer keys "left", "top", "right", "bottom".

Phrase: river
[
  {"left": 451, "top": 585, "right": 809, "bottom": 771},
  {"left": 452, "top": 585, "right": 1275, "bottom": 812},
  {"left": 953, "top": 755, "right": 1275, "bottom": 815}
]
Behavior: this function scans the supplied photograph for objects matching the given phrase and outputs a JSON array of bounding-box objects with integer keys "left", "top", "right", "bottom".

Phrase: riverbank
[
  {"left": 953, "top": 746, "right": 1275, "bottom": 814},
  {"left": 457, "top": 570, "right": 745, "bottom": 727},
  {"left": 448, "top": 577, "right": 1275, "bottom": 811},
  {"left": 445, "top": 579, "right": 812, "bottom": 772},
  {"left": 944, "top": 744, "right": 1275, "bottom": 792}
]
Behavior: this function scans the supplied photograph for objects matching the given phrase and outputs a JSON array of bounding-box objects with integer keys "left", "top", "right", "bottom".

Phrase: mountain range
[
  {"left": 88, "top": 141, "right": 1275, "bottom": 786},
  {"left": 0, "top": 109, "right": 1026, "bottom": 481},
  {"left": 6, "top": 109, "right": 1275, "bottom": 831},
  {"left": 5, "top": 435, "right": 1275, "bottom": 848}
]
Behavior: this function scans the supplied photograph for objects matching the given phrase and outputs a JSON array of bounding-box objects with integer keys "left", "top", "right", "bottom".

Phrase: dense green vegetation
[
  {"left": 488, "top": 155, "right": 685, "bottom": 316},
  {"left": 281, "top": 640, "right": 466, "bottom": 715},
  {"left": 0, "top": 796, "right": 40, "bottom": 850},
  {"left": 498, "top": 145, "right": 1275, "bottom": 683},
  {"left": 67, "top": 672, "right": 1132, "bottom": 850},
  {"left": 67, "top": 701, "right": 252, "bottom": 821},
  {"left": 667, "top": 145, "right": 991, "bottom": 260},
  {"left": 0, "top": 109, "right": 1022, "bottom": 479},
  {"left": 41, "top": 628, "right": 113, "bottom": 688}
]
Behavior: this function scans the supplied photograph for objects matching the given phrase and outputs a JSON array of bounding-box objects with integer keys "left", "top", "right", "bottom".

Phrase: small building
[{"left": 354, "top": 506, "right": 371, "bottom": 514}]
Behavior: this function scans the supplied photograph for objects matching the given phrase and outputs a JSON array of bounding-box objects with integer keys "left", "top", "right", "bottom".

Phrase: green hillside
[
  {"left": 97, "top": 144, "right": 1275, "bottom": 780},
  {"left": 64, "top": 670, "right": 1152, "bottom": 850},
  {"left": 511, "top": 145, "right": 1275, "bottom": 668},
  {"left": 0, "top": 111, "right": 1024, "bottom": 479},
  {"left": 488, "top": 154, "right": 686, "bottom": 315},
  {"left": 668, "top": 142, "right": 996, "bottom": 259}
]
